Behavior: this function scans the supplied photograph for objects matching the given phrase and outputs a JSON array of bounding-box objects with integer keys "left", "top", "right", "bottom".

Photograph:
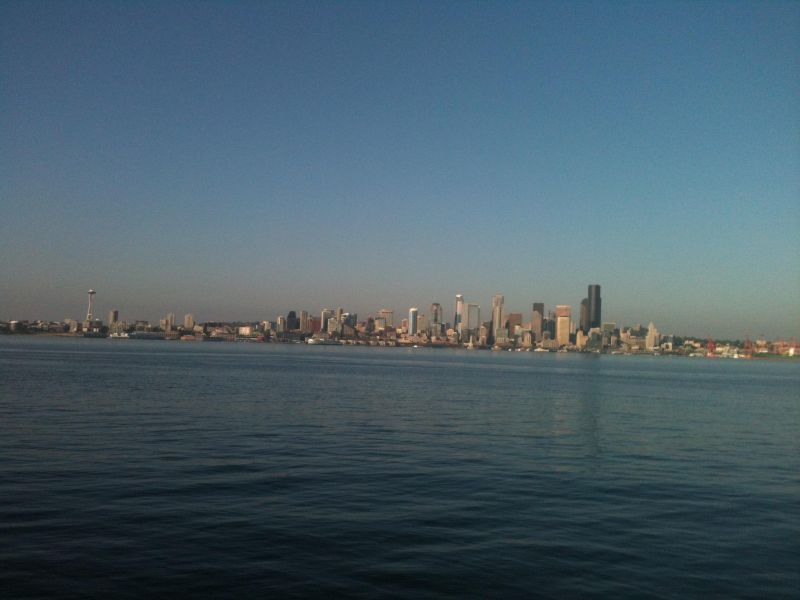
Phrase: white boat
[
  {"left": 306, "top": 337, "right": 340, "bottom": 345},
  {"left": 109, "top": 332, "right": 129, "bottom": 339}
]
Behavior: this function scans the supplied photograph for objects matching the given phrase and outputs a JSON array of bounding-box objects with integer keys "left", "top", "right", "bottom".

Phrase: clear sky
[{"left": 1, "top": 1, "right": 798, "bottom": 339}]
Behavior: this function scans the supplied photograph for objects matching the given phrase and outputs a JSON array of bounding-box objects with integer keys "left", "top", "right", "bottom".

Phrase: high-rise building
[
  {"left": 378, "top": 309, "right": 394, "bottom": 328},
  {"left": 556, "top": 305, "right": 571, "bottom": 346},
  {"left": 183, "top": 313, "right": 194, "bottom": 330},
  {"left": 465, "top": 303, "right": 480, "bottom": 335},
  {"left": 108, "top": 309, "right": 119, "bottom": 325},
  {"left": 532, "top": 303, "right": 544, "bottom": 341},
  {"left": 408, "top": 308, "right": 419, "bottom": 335},
  {"left": 454, "top": 294, "right": 464, "bottom": 332},
  {"left": 430, "top": 303, "right": 443, "bottom": 337},
  {"left": 492, "top": 293, "right": 505, "bottom": 342},
  {"left": 646, "top": 321, "right": 660, "bottom": 351},
  {"left": 277, "top": 315, "right": 286, "bottom": 333},
  {"left": 286, "top": 311, "right": 299, "bottom": 331},
  {"left": 588, "top": 284, "right": 601, "bottom": 329},
  {"left": 579, "top": 298, "right": 589, "bottom": 333},
  {"left": 299, "top": 310, "right": 309, "bottom": 332},
  {"left": 321, "top": 308, "right": 334, "bottom": 331},
  {"left": 164, "top": 312, "right": 176, "bottom": 333}
]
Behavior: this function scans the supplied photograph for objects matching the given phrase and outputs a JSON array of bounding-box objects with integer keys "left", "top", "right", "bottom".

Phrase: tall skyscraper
[
  {"left": 183, "top": 313, "right": 194, "bottom": 329},
  {"left": 287, "top": 311, "right": 299, "bottom": 330},
  {"left": 492, "top": 293, "right": 505, "bottom": 342},
  {"left": 321, "top": 308, "right": 334, "bottom": 331},
  {"left": 408, "top": 308, "right": 418, "bottom": 335},
  {"left": 465, "top": 303, "right": 480, "bottom": 335},
  {"left": 454, "top": 294, "right": 464, "bottom": 332},
  {"left": 431, "top": 303, "right": 443, "bottom": 336},
  {"left": 579, "top": 298, "right": 589, "bottom": 333},
  {"left": 299, "top": 310, "right": 309, "bottom": 332},
  {"left": 588, "top": 284, "right": 601, "bottom": 329},
  {"left": 532, "top": 303, "right": 544, "bottom": 341},
  {"left": 556, "top": 305, "right": 571, "bottom": 346},
  {"left": 108, "top": 309, "right": 119, "bottom": 324}
]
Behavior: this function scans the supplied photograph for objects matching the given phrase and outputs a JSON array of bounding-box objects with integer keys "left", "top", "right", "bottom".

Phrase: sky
[{"left": 1, "top": 1, "right": 798, "bottom": 339}]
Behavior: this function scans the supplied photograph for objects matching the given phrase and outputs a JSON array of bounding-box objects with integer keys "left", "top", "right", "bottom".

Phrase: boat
[
  {"left": 306, "top": 337, "right": 341, "bottom": 345},
  {"left": 109, "top": 332, "right": 129, "bottom": 339}
]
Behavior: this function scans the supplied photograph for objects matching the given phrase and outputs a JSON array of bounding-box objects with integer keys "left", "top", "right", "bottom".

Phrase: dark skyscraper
[
  {"left": 532, "top": 303, "right": 544, "bottom": 341},
  {"left": 580, "top": 298, "right": 589, "bottom": 332},
  {"left": 588, "top": 284, "right": 601, "bottom": 329}
]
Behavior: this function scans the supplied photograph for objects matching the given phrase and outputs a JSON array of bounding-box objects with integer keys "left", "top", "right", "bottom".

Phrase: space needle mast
[{"left": 86, "top": 289, "right": 96, "bottom": 321}]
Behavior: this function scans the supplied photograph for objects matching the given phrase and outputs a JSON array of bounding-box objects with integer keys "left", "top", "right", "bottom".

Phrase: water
[{"left": 1, "top": 336, "right": 798, "bottom": 598}]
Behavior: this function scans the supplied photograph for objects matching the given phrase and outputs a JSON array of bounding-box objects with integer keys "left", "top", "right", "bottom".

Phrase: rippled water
[{"left": 1, "top": 336, "right": 798, "bottom": 598}]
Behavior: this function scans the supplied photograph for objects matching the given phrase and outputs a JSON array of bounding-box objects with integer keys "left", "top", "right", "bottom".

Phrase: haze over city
[{"left": 1, "top": 1, "right": 798, "bottom": 339}]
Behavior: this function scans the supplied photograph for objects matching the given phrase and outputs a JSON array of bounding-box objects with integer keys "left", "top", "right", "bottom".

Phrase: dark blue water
[{"left": 1, "top": 337, "right": 798, "bottom": 598}]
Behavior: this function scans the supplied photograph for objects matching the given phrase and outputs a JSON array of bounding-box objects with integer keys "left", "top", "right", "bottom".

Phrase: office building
[
  {"left": 108, "top": 309, "right": 119, "bottom": 325},
  {"left": 454, "top": 294, "right": 464, "bottom": 333},
  {"left": 588, "top": 284, "right": 601, "bottom": 329},
  {"left": 378, "top": 309, "right": 394, "bottom": 328},
  {"left": 532, "top": 303, "right": 544, "bottom": 341},
  {"left": 580, "top": 298, "right": 589, "bottom": 333},
  {"left": 408, "top": 308, "right": 419, "bottom": 335},
  {"left": 492, "top": 293, "right": 506, "bottom": 343},
  {"left": 465, "top": 303, "right": 480, "bottom": 335},
  {"left": 183, "top": 313, "right": 194, "bottom": 330},
  {"left": 556, "top": 305, "right": 571, "bottom": 346}
]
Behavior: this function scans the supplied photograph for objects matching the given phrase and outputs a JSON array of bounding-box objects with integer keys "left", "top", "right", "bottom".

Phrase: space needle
[{"left": 86, "top": 289, "right": 96, "bottom": 321}]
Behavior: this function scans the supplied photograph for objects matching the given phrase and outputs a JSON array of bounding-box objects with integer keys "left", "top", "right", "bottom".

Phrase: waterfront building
[
  {"left": 164, "top": 312, "right": 176, "bottom": 333},
  {"left": 299, "top": 310, "right": 309, "bottom": 333},
  {"left": 532, "top": 303, "right": 544, "bottom": 341},
  {"left": 589, "top": 284, "right": 602, "bottom": 329},
  {"left": 556, "top": 305, "right": 571, "bottom": 346},
  {"left": 277, "top": 315, "right": 286, "bottom": 333},
  {"left": 409, "top": 308, "right": 419, "bottom": 335},
  {"left": 183, "top": 313, "right": 194, "bottom": 330}
]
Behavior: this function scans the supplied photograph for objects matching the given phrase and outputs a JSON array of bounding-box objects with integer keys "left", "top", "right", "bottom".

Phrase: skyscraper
[
  {"left": 579, "top": 298, "right": 589, "bottom": 333},
  {"left": 532, "top": 303, "right": 544, "bottom": 341},
  {"left": 465, "top": 303, "right": 480, "bottom": 335},
  {"left": 556, "top": 305, "right": 571, "bottom": 346},
  {"left": 588, "top": 284, "right": 601, "bottom": 329},
  {"left": 454, "top": 294, "right": 464, "bottom": 333},
  {"left": 108, "top": 309, "right": 119, "bottom": 325},
  {"left": 321, "top": 308, "right": 334, "bottom": 332},
  {"left": 431, "top": 303, "right": 443, "bottom": 336},
  {"left": 378, "top": 309, "right": 393, "bottom": 328},
  {"left": 492, "top": 293, "right": 505, "bottom": 343},
  {"left": 183, "top": 313, "right": 194, "bottom": 330},
  {"left": 408, "top": 307, "right": 419, "bottom": 335}
]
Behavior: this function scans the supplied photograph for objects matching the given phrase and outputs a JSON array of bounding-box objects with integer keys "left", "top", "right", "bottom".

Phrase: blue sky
[{"left": 1, "top": 1, "right": 798, "bottom": 338}]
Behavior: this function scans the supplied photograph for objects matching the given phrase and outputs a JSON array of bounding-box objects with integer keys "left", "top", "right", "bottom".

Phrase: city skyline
[
  {"left": 1, "top": 2, "right": 798, "bottom": 339},
  {"left": 3, "top": 282, "right": 797, "bottom": 343}
]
